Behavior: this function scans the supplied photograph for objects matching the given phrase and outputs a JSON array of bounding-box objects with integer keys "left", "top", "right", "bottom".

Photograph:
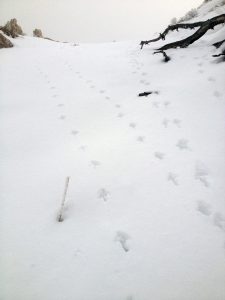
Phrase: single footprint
[
  {"left": 141, "top": 72, "right": 147, "bottom": 76},
  {"left": 50, "top": 86, "right": 56, "bottom": 90},
  {"left": 153, "top": 101, "right": 160, "bottom": 108},
  {"left": 137, "top": 136, "right": 145, "bottom": 143},
  {"left": 99, "top": 90, "right": 105, "bottom": 94},
  {"left": 168, "top": 172, "right": 179, "bottom": 186},
  {"left": 154, "top": 151, "right": 165, "bottom": 160},
  {"left": 90, "top": 85, "right": 95, "bottom": 89},
  {"left": 98, "top": 188, "right": 110, "bottom": 201},
  {"left": 164, "top": 101, "right": 170, "bottom": 107},
  {"left": 213, "top": 213, "right": 225, "bottom": 232},
  {"left": 208, "top": 76, "right": 215, "bottom": 82},
  {"left": 213, "top": 91, "right": 221, "bottom": 98},
  {"left": 140, "top": 79, "right": 145, "bottom": 84},
  {"left": 162, "top": 118, "right": 170, "bottom": 128},
  {"left": 195, "top": 161, "right": 210, "bottom": 187},
  {"left": 115, "top": 231, "right": 130, "bottom": 252},
  {"left": 57, "top": 103, "right": 64, "bottom": 107},
  {"left": 79, "top": 145, "right": 87, "bottom": 151},
  {"left": 90, "top": 160, "right": 101, "bottom": 168},
  {"left": 71, "top": 130, "right": 79, "bottom": 136},
  {"left": 115, "top": 104, "right": 121, "bottom": 108},
  {"left": 129, "top": 122, "right": 136, "bottom": 129},
  {"left": 59, "top": 115, "right": 66, "bottom": 120},
  {"left": 117, "top": 113, "right": 124, "bottom": 118},
  {"left": 197, "top": 200, "right": 212, "bottom": 216},
  {"left": 105, "top": 96, "right": 111, "bottom": 100},
  {"left": 176, "top": 139, "right": 190, "bottom": 150},
  {"left": 173, "top": 119, "right": 182, "bottom": 128},
  {"left": 145, "top": 82, "right": 150, "bottom": 86}
]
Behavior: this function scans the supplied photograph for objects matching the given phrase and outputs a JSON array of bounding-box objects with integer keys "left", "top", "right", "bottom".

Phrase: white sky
[{"left": 0, "top": 0, "right": 203, "bottom": 43}]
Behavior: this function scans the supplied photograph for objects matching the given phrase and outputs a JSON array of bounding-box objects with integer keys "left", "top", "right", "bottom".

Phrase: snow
[{"left": 1, "top": 4, "right": 225, "bottom": 300}]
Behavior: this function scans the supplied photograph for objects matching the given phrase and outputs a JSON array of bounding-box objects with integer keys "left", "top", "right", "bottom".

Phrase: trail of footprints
[{"left": 38, "top": 54, "right": 224, "bottom": 251}]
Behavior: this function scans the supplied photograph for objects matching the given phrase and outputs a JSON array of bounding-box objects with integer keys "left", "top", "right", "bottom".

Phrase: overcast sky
[{"left": 0, "top": 0, "right": 203, "bottom": 43}]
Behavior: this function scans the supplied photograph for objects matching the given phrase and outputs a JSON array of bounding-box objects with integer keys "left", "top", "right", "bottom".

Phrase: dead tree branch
[
  {"left": 153, "top": 50, "right": 171, "bottom": 62},
  {"left": 140, "top": 14, "right": 225, "bottom": 51}
]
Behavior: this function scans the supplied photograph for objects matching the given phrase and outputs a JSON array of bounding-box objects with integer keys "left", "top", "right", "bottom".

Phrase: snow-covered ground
[{"left": 1, "top": 3, "right": 225, "bottom": 300}]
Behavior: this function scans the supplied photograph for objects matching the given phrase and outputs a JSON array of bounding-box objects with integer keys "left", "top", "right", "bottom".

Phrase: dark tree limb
[
  {"left": 153, "top": 50, "right": 171, "bottom": 62},
  {"left": 140, "top": 14, "right": 225, "bottom": 51}
]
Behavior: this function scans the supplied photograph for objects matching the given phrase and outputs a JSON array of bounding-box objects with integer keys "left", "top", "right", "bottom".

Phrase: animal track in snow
[
  {"left": 50, "top": 86, "right": 56, "bottom": 90},
  {"left": 140, "top": 79, "right": 145, "bottom": 84},
  {"left": 168, "top": 172, "right": 179, "bottom": 186},
  {"left": 98, "top": 188, "right": 110, "bottom": 201},
  {"left": 90, "top": 160, "right": 101, "bottom": 168},
  {"left": 197, "top": 200, "right": 212, "bottom": 216},
  {"left": 195, "top": 161, "right": 210, "bottom": 187},
  {"left": 79, "top": 145, "right": 87, "bottom": 151},
  {"left": 137, "top": 136, "right": 145, "bottom": 143},
  {"left": 154, "top": 152, "right": 165, "bottom": 160},
  {"left": 115, "top": 231, "right": 130, "bottom": 252},
  {"left": 141, "top": 72, "right": 148, "bottom": 76},
  {"left": 162, "top": 118, "right": 170, "bottom": 128},
  {"left": 99, "top": 90, "right": 105, "bottom": 94},
  {"left": 59, "top": 115, "right": 66, "bottom": 120},
  {"left": 152, "top": 101, "right": 160, "bottom": 108},
  {"left": 208, "top": 76, "right": 215, "bottom": 82},
  {"left": 57, "top": 103, "right": 64, "bottom": 107},
  {"left": 90, "top": 85, "right": 95, "bottom": 89},
  {"left": 176, "top": 139, "right": 190, "bottom": 150},
  {"left": 105, "top": 96, "right": 111, "bottom": 100},
  {"left": 129, "top": 122, "right": 136, "bottom": 129},
  {"left": 164, "top": 101, "right": 170, "bottom": 107},
  {"left": 115, "top": 104, "right": 121, "bottom": 108},
  {"left": 213, "top": 91, "right": 222, "bottom": 98},
  {"left": 71, "top": 130, "right": 79, "bottom": 136},
  {"left": 117, "top": 113, "right": 124, "bottom": 118},
  {"left": 173, "top": 119, "right": 182, "bottom": 128},
  {"left": 213, "top": 213, "right": 225, "bottom": 232}
]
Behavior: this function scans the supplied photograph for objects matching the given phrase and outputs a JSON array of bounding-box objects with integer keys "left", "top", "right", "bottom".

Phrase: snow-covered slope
[{"left": 1, "top": 4, "right": 225, "bottom": 300}]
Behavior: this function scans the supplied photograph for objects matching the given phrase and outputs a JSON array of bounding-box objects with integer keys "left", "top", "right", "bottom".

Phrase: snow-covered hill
[{"left": 1, "top": 2, "right": 225, "bottom": 300}]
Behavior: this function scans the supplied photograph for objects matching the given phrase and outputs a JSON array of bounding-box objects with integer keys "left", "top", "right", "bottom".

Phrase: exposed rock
[
  {"left": 1, "top": 18, "right": 23, "bottom": 38},
  {"left": 0, "top": 32, "right": 13, "bottom": 48},
  {"left": 33, "top": 29, "right": 43, "bottom": 38}
]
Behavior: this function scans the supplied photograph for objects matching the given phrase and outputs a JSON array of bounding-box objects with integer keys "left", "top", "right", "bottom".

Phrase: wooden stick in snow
[{"left": 57, "top": 176, "right": 70, "bottom": 222}]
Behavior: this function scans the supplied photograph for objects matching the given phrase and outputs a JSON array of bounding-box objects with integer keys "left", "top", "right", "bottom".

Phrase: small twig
[
  {"left": 57, "top": 176, "right": 70, "bottom": 222},
  {"left": 138, "top": 91, "right": 159, "bottom": 97}
]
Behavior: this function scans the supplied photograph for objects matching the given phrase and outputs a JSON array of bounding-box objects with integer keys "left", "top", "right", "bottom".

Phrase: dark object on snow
[
  {"left": 0, "top": 32, "right": 13, "bottom": 48},
  {"left": 212, "top": 39, "right": 225, "bottom": 49},
  {"left": 140, "top": 14, "right": 225, "bottom": 51},
  {"left": 138, "top": 91, "right": 159, "bottom": 97},
  {"left": 0, "top": 18, "right": 23, "bottom": 38},
  {"left": 212, "top": 50, "right": 225, "bottom": 60},
  {"left": 153, "top": 50, "right": 171, "bottom": 62}
]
